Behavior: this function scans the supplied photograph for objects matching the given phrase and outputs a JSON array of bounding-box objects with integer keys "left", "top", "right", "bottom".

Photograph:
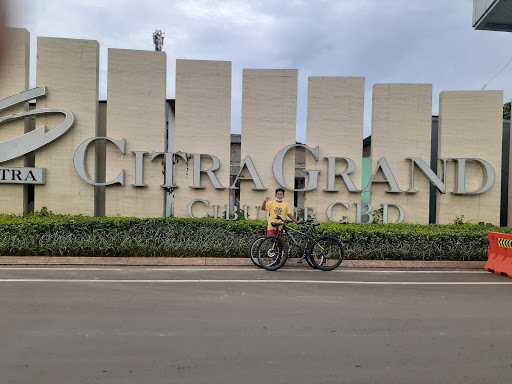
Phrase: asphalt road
[{"left": 1, "top": 266, "right": 512, "bottom": 384}]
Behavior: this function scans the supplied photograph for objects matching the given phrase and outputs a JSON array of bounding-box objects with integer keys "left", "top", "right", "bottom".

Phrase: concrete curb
[{"left": 0, "top": 256, "right": 486, "bottom": 269}]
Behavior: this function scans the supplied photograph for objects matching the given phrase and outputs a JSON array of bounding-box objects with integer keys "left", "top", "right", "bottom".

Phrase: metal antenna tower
[{"left": 153, "top": 30, "right": 165, "bottom": 52}]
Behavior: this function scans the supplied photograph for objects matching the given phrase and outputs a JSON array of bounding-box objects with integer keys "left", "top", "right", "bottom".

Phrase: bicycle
[{"left": 257, "top": 216, "right": 344, "bottom": 272}]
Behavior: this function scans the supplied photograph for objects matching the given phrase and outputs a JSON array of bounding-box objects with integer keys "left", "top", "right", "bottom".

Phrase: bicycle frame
[{"left": 278, "top": 223, "right": 318, "bottom": 259}]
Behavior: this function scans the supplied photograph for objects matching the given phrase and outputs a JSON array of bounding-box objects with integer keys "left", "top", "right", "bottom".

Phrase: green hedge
[{"left": 0, "top": 214, "right": 509, "bottom": 260}]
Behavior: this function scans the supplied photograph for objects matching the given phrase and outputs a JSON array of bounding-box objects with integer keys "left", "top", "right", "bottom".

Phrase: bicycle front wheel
[
  {"left": 250, "top": 236, "right": 266, "bottom": 268},
  {"left": 311, "top": 236, "right": 344, "bottom": 271},
  {"left": 257, "top": 236, "right": 287, "bottom": 271},
  {"left": 304, "top": 246, "right": 317, "bottom": 270}
]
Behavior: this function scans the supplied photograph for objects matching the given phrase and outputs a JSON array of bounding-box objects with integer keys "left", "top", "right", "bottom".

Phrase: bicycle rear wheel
[
  {"left": 257, "top": 236, "right": 287, "bottom": 271},
  {"left": 250, "top": 236, "right": 266, "bottom": 268},
  {"left": 311, "top": 236, "right": 344, "bottom": 271}
]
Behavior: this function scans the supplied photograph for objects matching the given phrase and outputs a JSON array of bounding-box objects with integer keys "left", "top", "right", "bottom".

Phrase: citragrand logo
[
  {"left": 0, "top": 87, "right": 75, "bottom": 184},
  {"left": 0, "top": 88, "right": 498, "bottom": 223}
]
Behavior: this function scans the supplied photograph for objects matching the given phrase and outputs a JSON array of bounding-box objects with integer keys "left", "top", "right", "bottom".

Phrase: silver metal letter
[
  {"left": 241, "top": 206, "right": 250, "bottom": 220},
  {"left": 73, "top": 137, "right": 126, "bottom": 187},
  {"left": 452, "top": 158, "right": 496, "bottom": 195},
  {"left": 273, "top": 144, "right": 320, "bottom": 192},
  {"left": 406, "top": 158, "right": 446, "bottom": 194},
  {"left": 326, "top": 202, "right": 351, "bottom": 223},
  {"left": 0, "top": 87, "right": 75, "bottom": 163},
  {"left": 304, "top": 207, "right": 317, "bottom": 221},
  {"left": 151, "top": 152, "right": 188, "bottom": 190},
  {"left": 325, "top": 157, "right": 361, "bottom": 193},
  {"left": 132, "top": 151, "right": 149, "bottom": 187},
  {"left": 230, "top": 156, "right": 267, "bottom": 191},
  {"left": 355, "top": 203, "right": 374, "bottom": 224},
  {"left": 191, "top": 154, "right": 225, "bottom": 190},
  {"left": 187, "top": 199, "right": 210, "bottom": 218},
  {"left": 382, "top": 204, "right": 405, "bottom": 224},
  {"left": 364, "top": 157, "right": 401, "bottom": 193}
]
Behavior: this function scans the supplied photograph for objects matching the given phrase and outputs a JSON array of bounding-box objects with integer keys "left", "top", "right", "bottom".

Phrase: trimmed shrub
[{"left": 0, "top": 214, "right": 508, "bottom": 260}]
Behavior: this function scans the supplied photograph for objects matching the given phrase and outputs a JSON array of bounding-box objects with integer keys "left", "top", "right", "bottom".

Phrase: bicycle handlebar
[{"left": 274, "top": 216, "right": 320, "bottom": 227}]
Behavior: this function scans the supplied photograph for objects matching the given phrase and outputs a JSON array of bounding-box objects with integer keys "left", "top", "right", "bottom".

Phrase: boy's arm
[
  {"left": 261, "top": 197, "right": 270, "bottom": 211},
  {"left": 287, "top": 212, "right": 300, "bottom": 224},
  {"left": 287, "top": 205, "right": 300, "bottom": 224}
]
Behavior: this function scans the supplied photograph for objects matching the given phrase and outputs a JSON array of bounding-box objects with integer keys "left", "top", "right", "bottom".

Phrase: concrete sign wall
[
  {"left": 0, "top": 28, "right": 29, "bottom": 215},
  {"left": 437, "top": 91, "right": 503, "bottom": 225},
  {"left": 174, "top": 59, "right": 232, "bottom": 218},
  {"left": 0, "top": 28, "right": 508, "bottom": 225},
  {"left": 371, "top": 84, "right": 433, "bottom": 224},
  {"left": 35, "top": 37, "right": 99, "bottom": 215},
  {"left": 240, "top": 69, "right": 298, "bottom": 219},
  {"left": 305, "top": 77, "right": 365, "bottom": 223},
  {"left": 105, "top": 49, "right": 167, "bottom": 218}
]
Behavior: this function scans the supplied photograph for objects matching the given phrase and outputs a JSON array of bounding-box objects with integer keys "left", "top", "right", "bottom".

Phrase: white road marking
[
  {"left": 0, "top": 279, "right": 509, "bottom": 285},
  {"left": 0, "top": 267, "right": 124, "bottom": 271},
  {"left": 0, "top": 267, "right": 487, "bottom": 274},
  {"left": 144, "top": 268, "right": 488, "bottom": 274}
]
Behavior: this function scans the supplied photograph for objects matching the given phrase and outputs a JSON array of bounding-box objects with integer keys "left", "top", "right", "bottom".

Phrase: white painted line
[
  {"left": 145, "top": 268, "right": 264, "bottom": 271},
  {"left": 0, "top": 267, "right": 124, "bottom": 271},
  {"left": 0, "top": 267, "right": 487, "bottom": 274},
  {"left": 335, "top": 269, "right": 487, "bottom": 274},
  {"left": 0, "top": 279, "right": 509, "bottom": 285},
  {"left": 0, "top": 267, "right": 259, "bottom": 272},
  {"left": 144, "top": 268, "right": 488, "bottom": 274}
]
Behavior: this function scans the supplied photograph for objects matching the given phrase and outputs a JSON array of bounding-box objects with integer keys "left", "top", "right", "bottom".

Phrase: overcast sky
[{"left": 6, "top": 0, "right": 512, "bottom": 141}]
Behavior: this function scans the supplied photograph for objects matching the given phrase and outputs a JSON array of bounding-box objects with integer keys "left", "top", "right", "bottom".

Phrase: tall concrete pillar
[
  {"left": 305, "top": 77, "right": 365, "bottom": 223},
  {"left": 0, "top": 28, "right": 30, "bottom": 215},
  {"left": 173, "top": 59, "right": 231, "bottom": 218},
  {"left": 371, "top": 84, "right": 433, "bottom": 224},
  {"left": 240, "top": 69, "right": 298, "bottom": 219},
  {"left": 105, "top": 49, "right": 167, "bottom": 217},
  {"left": 438, "top": 91, "right": 502, "bottom": 225},
  {"left": 35, "top": 37, "right": 99, "bottom": 215}
]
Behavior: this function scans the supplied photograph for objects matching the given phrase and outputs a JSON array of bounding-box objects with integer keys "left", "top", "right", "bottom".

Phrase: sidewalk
[{"left": 0, "top": 256, "right": 485, "bottom": 269}]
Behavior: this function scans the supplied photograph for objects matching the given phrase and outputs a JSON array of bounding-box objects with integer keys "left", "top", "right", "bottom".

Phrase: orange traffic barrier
[{"left": 485, "top": 232, "right": 512, "bottom": 277}]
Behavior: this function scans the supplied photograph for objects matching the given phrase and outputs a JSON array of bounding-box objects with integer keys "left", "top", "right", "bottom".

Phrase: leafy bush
[{"left": 0, "top": 213, "right": 508, "bottom": 260}]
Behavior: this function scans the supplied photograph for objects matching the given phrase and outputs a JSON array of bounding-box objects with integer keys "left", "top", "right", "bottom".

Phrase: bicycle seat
[{"left": 271, "top": 222, "right": 283, "bottom": 228}]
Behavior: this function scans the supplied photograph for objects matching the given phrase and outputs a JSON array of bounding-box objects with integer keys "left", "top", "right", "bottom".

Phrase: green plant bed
[{"left": 0, "top": 213, "right": 509, "bottom": 260}]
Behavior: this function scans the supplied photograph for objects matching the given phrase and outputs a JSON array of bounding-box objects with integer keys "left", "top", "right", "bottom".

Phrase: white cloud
[
  {"left": 4, "top": 0, "right": 512, "bottom": 140},
  {"left": 176, "top": 0, "right": 273, "bottom": 26}
]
